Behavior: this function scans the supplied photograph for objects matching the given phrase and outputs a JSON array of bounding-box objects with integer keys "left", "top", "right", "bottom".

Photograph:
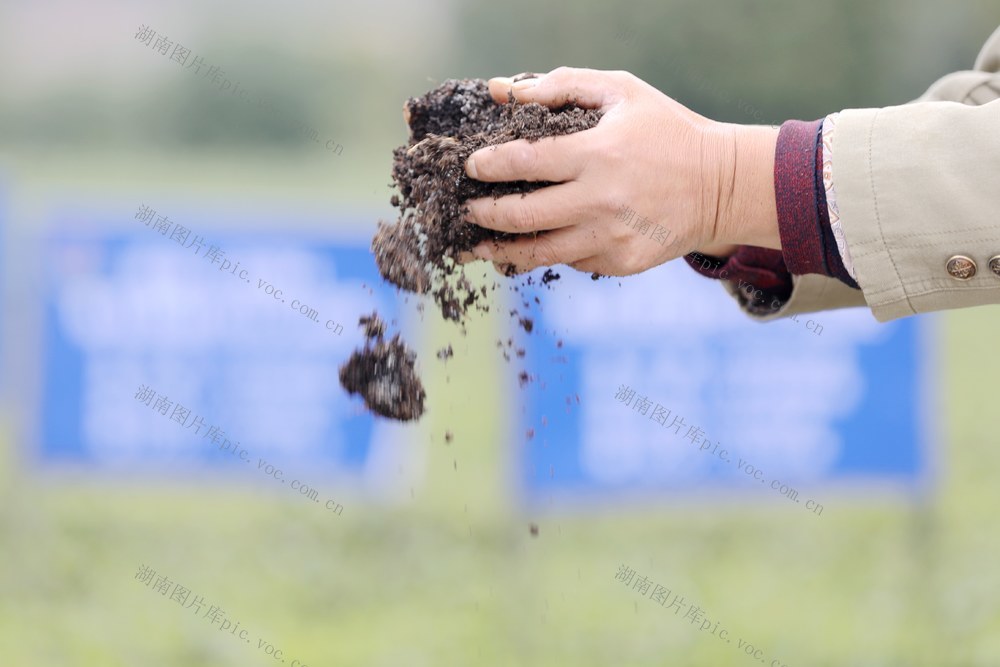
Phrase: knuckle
[
  {"left": 601, "top": 189, "right": 624, "bottom": 216},
  {"left": 507, "top": 142, "right": 538, "bottom": 178},
  {"left": 512, "top": 203, "right": 539, "bottom": 232}
]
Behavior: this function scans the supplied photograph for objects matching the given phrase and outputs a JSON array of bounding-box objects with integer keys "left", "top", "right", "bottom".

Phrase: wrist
[{"left": 711, "top": 124, "right": 780, "bottom": 250}]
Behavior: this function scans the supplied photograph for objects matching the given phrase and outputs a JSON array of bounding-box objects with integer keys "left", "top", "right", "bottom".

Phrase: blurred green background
[{"left": 1, "top": 1, "right": 999, "bottom": 665}]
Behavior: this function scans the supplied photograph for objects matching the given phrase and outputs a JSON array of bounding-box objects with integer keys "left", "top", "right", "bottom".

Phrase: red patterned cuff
[
  {"left": 775, "top": 119, "right": 827, "bottom": 275},
  {"left": 775, "top": 118, "right": 859, "bottom": 288}
]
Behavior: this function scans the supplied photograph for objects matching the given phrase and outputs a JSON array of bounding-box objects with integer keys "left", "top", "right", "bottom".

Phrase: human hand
[{"left": 461, "top": 67, "right": 779, "bottom": 276}]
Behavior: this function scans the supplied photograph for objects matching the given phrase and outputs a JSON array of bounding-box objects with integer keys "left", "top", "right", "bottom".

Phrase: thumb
[{"left": 487, "top": 67, "right": 619, "bottom": 109}]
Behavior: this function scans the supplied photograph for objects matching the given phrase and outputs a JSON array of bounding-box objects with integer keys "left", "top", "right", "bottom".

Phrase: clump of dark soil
[
  {"left": 339, "top": 313, "right": 426, "bottom": 422},
  {"left": 341, "top": 77, "right": 599, "bottom": 422},
  {"left": 373, "top": 77, "right": 603, "bottom": 323}
]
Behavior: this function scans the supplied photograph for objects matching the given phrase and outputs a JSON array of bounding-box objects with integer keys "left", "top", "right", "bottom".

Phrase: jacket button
[
  {"left": 946, "top": 255, "right": 977, "bottom": 280},
  {"left": 990, "top": 255, "right": 1000, "bottom": 277}
]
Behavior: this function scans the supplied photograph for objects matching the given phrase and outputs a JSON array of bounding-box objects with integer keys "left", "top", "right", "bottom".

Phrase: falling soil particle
[
  {"left": 530, "top": 523, "right": 539, "bottom": 537},
  {"left": 445, "top": 430, "right": 453, "bottom": 444},
  {"left": 362, "top": 313, "right": 386, "bottom": 339},
  {"left": 437, "top": 345, "right": 454, "bottom": 360},
  {"left": 519, "top": 317, "right": 534, "bottom": 334},
  {"left": 541, "top": 269, "right": 561, "bottom": 285},
  {"left": 338, "top": 313, "right": 426, "bottom": 422}
]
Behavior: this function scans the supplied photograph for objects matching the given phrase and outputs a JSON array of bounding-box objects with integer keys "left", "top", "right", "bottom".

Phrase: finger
[
  {"left": 466, "top": 133, "right": 590, "bottom": 183},
  {"left": 473, "top": 227, "right": 597, "bottom": 273},
  {"left": 567, "top": 256, "right": 606, "bottom": 276},
  {"left": 466, "top": 183, "right": 591, "bottom": 234},
  {"left": 486, "top": 72, "right": 548, "bottom": 104},
  {"left": 488, "top": 67, "right": 622, "bottom": 109}
]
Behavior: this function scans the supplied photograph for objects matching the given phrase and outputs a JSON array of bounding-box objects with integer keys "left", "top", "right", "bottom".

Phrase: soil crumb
[
  {"left": 339, "top": 313, "right": 426, "bottom": 422},
  {"left": 541, "top": 269, "right": 561, "bottom": 285}
]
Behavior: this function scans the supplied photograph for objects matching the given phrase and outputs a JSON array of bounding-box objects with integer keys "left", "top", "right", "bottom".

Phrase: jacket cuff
[{"left": 775, "top": 119, "right": 859, "bottom": 288}]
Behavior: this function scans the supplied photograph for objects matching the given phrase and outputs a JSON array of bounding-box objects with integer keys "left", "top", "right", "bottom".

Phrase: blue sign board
[
  {"left": 35, "top": 205, "right": 403, "bottom": 482},
  {"left": 516, "top": 261, "right": 933, "bottom": 509}
]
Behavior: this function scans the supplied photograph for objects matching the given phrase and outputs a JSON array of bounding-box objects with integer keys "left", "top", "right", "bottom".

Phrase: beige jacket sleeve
[{"left": 748, "top": 25, "right": 1000, "bottom": 323}]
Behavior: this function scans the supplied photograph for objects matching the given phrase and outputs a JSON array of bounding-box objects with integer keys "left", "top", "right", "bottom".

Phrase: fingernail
[
  {"left": 512, "top": 78, "right": 540, "bottom": 90},
  {"left": 466, "top": 155, "right": 478, "bottom": 179},
  {"left": 472, "top": 244, "right": 493, "bottom": 261},
  {"left": 489, "top": 76, "right": 513, "bottom": 86}
]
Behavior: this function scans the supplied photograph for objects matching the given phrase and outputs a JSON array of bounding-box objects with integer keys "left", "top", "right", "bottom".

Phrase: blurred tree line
[
  {"left": 454, "top": 0, "right": 998, "bottom": 124},
  {"left": 0, "top": 0, "right": 995, "bottom": 154}
]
